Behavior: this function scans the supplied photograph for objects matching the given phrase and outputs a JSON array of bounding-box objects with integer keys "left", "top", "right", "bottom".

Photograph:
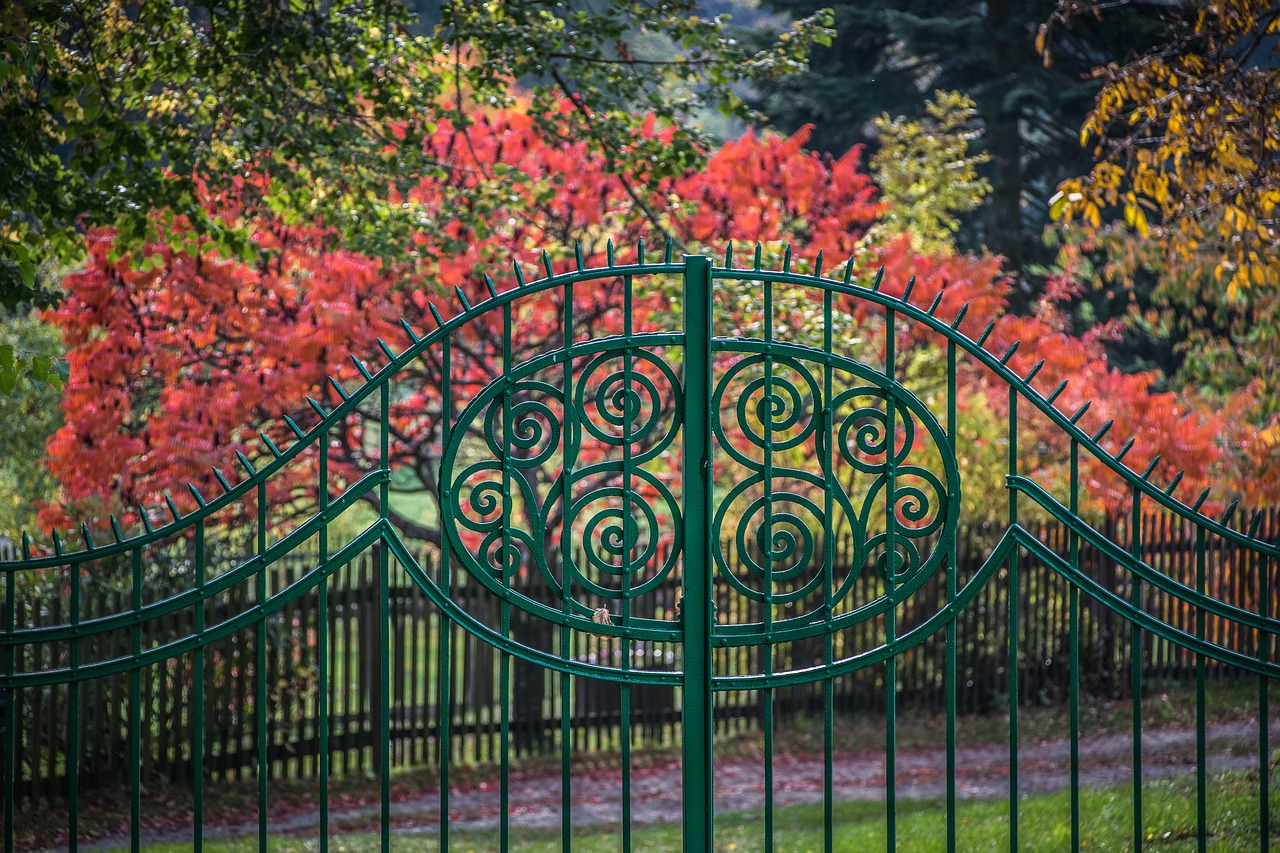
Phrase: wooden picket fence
[{"left": 5, "top": 509, "right": 1277, "bottom": 806}]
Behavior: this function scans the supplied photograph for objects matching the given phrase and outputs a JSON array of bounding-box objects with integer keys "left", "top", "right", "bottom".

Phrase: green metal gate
[{"left": 3, "top": 247, "right": 1279, "bottom": 850}]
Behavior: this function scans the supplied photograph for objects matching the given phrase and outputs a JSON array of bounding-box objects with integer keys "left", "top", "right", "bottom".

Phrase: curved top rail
[{"left": 6, "top": 239, "right": 1275, "bottom": 570}]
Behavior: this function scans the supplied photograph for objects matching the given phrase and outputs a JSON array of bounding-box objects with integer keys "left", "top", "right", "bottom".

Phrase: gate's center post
[{"left": 681, "top": 254, "right": 716, "bottom": 851}]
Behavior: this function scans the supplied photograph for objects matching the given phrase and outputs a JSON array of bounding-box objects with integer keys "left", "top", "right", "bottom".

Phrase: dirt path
[{"left": 83, "top": 719, "right": 1278, "bottom": 849}]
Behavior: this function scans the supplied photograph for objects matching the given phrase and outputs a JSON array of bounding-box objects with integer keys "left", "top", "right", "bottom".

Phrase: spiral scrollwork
[
  {"left": 712, "top": 355, "right": 822, "bottom": 470},
  {"left": 436, "top": 328, "right": 961, "bottom": 681},
  {"left": 438, "top": 336, "right": 684, "bottom": 642},
  {"left": 575, "top": 350, "right": 682, "bottom": 463},
  {"left": 710, "top": 340, "right": 961, "bottom": 655}
]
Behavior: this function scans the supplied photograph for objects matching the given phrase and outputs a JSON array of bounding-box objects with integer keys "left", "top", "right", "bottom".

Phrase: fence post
[{"left": 681, "top": 254, "right": 715, "bottom": 851}]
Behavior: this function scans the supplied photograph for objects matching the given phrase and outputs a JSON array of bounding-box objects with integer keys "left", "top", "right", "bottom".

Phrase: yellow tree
[{"left": 1043, "top": 0, "right": 1280, "bottom": 299}]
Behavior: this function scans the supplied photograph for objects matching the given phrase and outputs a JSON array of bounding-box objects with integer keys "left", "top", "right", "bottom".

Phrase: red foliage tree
[{"left": 41, "top": 102, "right": 1274, "bottom": 542}]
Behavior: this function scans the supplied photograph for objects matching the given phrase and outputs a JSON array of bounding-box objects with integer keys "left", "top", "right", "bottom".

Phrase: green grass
[{"left": 136, "top": 768, "right": 1276, "bottom": 852}]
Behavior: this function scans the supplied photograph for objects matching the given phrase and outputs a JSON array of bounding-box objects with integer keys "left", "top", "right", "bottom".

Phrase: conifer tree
[{"left": 748, "top": 0, "right": 1164, "bottom": 271}]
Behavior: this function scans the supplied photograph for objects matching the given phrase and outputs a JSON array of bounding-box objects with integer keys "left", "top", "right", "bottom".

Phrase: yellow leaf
[{"left": 1125, "top": 204, "right": 1150, "bottom": 238}]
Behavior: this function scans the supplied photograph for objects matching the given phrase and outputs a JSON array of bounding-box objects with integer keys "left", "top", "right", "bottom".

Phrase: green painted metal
[
  {"left": 1, "top": 244, "right": 1279, "bottom": 852},
  {"left": 682, "top": 254, "right": 715, "bottom": 852}
]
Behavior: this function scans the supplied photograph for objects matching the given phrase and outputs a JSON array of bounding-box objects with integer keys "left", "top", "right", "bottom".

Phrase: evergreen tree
[{"left": 748, "top": 0, "right": 1165, "bottom": 271}]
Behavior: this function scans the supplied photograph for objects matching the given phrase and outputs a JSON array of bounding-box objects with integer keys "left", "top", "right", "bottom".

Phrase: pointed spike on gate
[
  {"left": 429, "top": 303, "right": 445, "bottom": 328},
  {"left": 782, "top": 243, "right": 792, "bottom": 273},
  {"left": 188, "top": 483, "right": 208, "bottom": 508},
  {"left": 235, "top": 451, "right": 257, "bottom": 476},
  {"left": 1090, "top": 420, "right": 1114, "bottom": 443},
  {"left": 398, "top": 318, "right": 421, "bottom": 344},
  {"left": 998, "top": 341, "right": 1021, "bottom": 365},
  {"left": 1068, "top": 401, "right": 1092, "bottom": 424},
  {"left": 1115, "top": 437, "right": 1136, "bottom": 462},
  {"left": 81, "top": 522, "right": 95, "bottom": 551},
  {"left": 306, "top": 396, "right": 328, "bottom": 420},
  {"left": 454, "top": 285, "right": 472, "bottom": 312},
  {"left": 724, "top": 242, "right": 734, "bottom": 270},
  {"left": 842, "top": 257, "right": 856, "bottom": 285},
  {"left": 213, "top": 467, "right": 233, "bottom": 493},
  {"left": 350, "top": 355, "right": 374, "bottom": 382},
  {"left": 1023, "top": 360, "right": 1046, "bottom": 385},
  {"left": 1249, "top": 509, "right": 1266, "bottom": 536},
  {"left": 813, "top": 250, "right": 824, "bottom": 279},
  {"left": 52, "top": 529, "right": 63, "bottom": 556},
  {"left": 574, "top": 241, "right": 584, "bottom": 272},
  {"left": 637, "top": 237, "right": 646, "bottom": 266},
  {"left": 483, "top": 273, "right": 498, "bottom": 301},
  {"left": 663, "top": 238, "right": 674, "bottom": 264},
  {"left": 541, "top": 250, "right": 554, "bottom": 279},
  {"left": 976, "top": 322, "right": 997, "bottom": 348},
  {"left": 607, "top": 239, "right": 616, "bottom": 267},
  {"left": 163, "top": 494, "right": 181, "bottom": 523},
  {"left": 1163, "top": 470, "right": 1186, "bottom": 496},
  {"left": 1192, "top": 487, "right": 1213, "bottom": 513},
  {"left": 21, "top": 531, "right": 31, "bottom": 560},
  {"left": 901, "top": 275, "right": 917, "bottom": 303},
  {"left": 259, "top": 432, "right": 283, "bottom": 459},
  {"left": 376, "top": 338, "right": 397, "bottom": 363},
  {"left": 1046, "top": 380, "right": 1069, "bottom": 405},
  {"left": 327, "top": 376, "right": 351, "bottom": 401},
  {"left": 1140, "top": 454, "right": 1163, "bottom": 480},
  {"left": 1221, "top": 499, "right": 1240, "bottom": 525},
  {"left": 137, "top": 505, "right": 154, "bottom": 534},
  {"left": 926, "top": 292, "right": 944, "bottom": 316},
  {"left": 870, "top": 266, "right": 885, "bottom": 292},
  {"left": 512, "top": 261, "right": 527, "bottom": 289},
  {"left": 949, "top": 303, "right": 970, "bottom": 330},
  {"left": 110, "top": 515, "right": 125, "bottom": 544},
  {"left": 753, "top": 242, "right": 763, "bottom": 271},
  {"left": 282, "top": 415, "right": 305, "bottom": 440}
]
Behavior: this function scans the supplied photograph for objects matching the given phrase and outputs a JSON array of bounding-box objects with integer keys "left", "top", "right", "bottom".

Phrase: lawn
[{"left": 138, "top": 767, "right": 1276, "bottom": 852}]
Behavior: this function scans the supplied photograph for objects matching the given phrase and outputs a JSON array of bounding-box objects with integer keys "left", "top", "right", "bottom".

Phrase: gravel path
[{"left": 82, "top": 719, "right": 1279, "bottom": 849}]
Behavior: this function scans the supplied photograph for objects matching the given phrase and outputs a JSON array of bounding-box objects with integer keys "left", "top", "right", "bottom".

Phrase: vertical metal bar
[
  {"left": 1131, "top": 488, "right": 1143, "bottom": 852},
  {"left": 1007, "top": 384, "right": 1019, "bottom": 850},
  {"left": 823, "top": 288, "right": 835, "bottom": 853},
  {"left": 1196, "top": 525, "right": 1207, "bottom": 852},
  {"left": 681, "top": 254, "right": 715, "bottom": 853},
  {"left": 319, "top": 430, "right": 331, "bottom": 853},
  {"left": 945, "top": 339, "right": 958, "bottom": 853},
  {"left": 257, "top": 482, "right": 268, "bottom": 853},
  {"left": 130, "top": 547, "right": 142, "bottom": 853},
  {"left": 762, "top": 271, "right": 775, "bottom": 853},
  {"left": 885, "top": 307, "right": 898, "bottom": 853},
  {"left": 439, "top": 335, "right": 454, "bottom": 853},
  {"left": 502, "top": 301, "right": 514, "bottom": 853},
  {"left": 560, "top": 276, "right": 575, "bottom": 853},
  {"left": 380, "top": 382, "right": 391, "bottom": 853},
  {"left": 194, "top": 521, "right": 205, "bottom": 853},
  {"left": 1069, "top": 441, "right": 1081, "bottom": 850},
  {"left": 4, "top": 568, "right": 15, "bottom": 853},
  {"left": 1259, "top": 538, "right": 1270, "bottom": 853},
  {"left": 69, "top": 563, "right": 80, "bottom": 852},
  {"left": 621, "top": 274, "right": 635, "bottom": 853}
]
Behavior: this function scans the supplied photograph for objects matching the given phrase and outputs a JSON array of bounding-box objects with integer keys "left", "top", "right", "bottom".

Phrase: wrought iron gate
[{"left": 3, "top": 247, "right": 1279, "bottom": 851}]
